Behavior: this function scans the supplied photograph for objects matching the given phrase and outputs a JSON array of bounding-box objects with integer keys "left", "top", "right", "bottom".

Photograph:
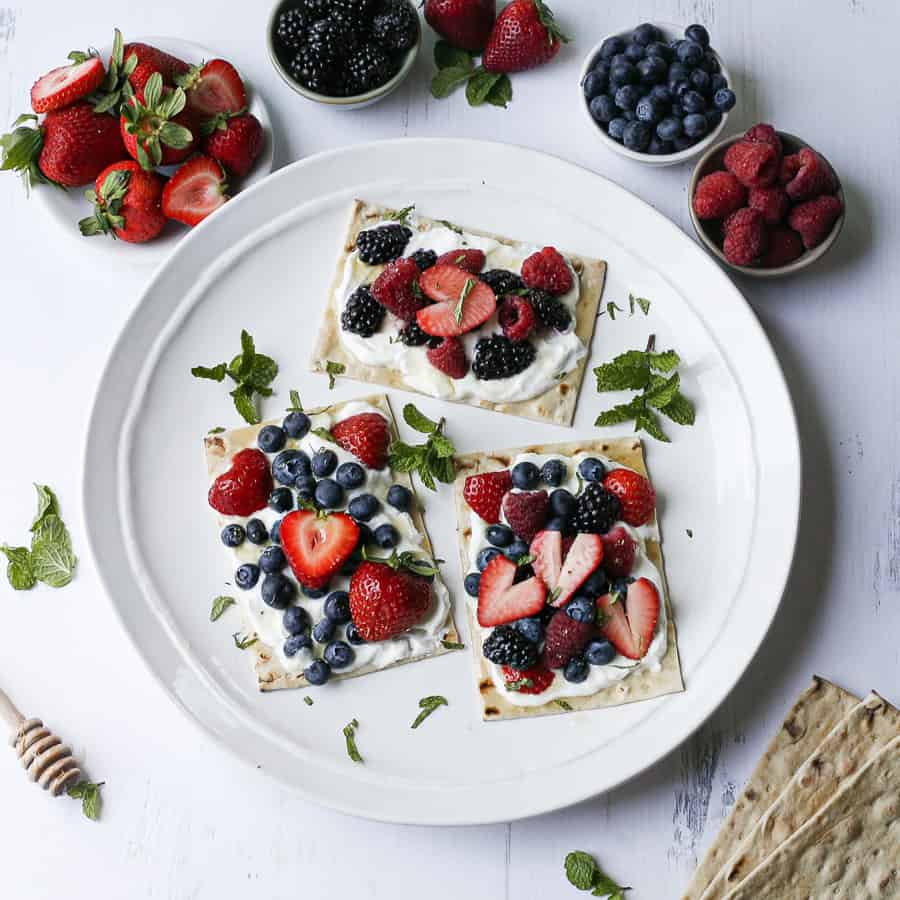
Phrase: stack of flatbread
[{"left": 682, "top": 676, "right": 900, "bottom": 899}]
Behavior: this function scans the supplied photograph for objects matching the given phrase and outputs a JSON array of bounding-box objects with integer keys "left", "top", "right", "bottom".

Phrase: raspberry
[
  {"left": 783, "top": 147, "right": 837, "bottom": 201},
  {"left": 724, "top": 140, "right": 778, "bottom": 188},
  {"left": 521, "top": 246, "right": 573, "bottom": 295},
  {"left": 779, "top": 153, "right": 802, "bottom": 185},
  {"left": 722, "top": 207, "right": 767, "bottom": 265},
  {"left": 371, "top": 257, "right": 425, "bottom": 321},
  {"left": 498, "top": 296, "right": 536, "bottom": 341},
  {"left": 748, "top": 185, "right": 789, "bottom": 225},
  {"left": 787, "top": 195, "right": 842, "bottom": 250},
  {"left": 692, "top": 171, "right": 747, "bottom": 220},
  {"left": 435, "top": 248, "right": 486, "bottom": 274},
  {"left": 541, "top": 608, "right": 594, "bottom": 669},
  {"left": 761, "top": 226, "right": 804, "bottom": 267},
  {"left": 743, "top": 123, "right": 782, "bottom": 158},
  {"left": 500, "top": 665, "right": 555, "bottom": 694},
  {"left": 426, "top": 337, "right": 468, "bottom": 379},
  {"left": 502, "top": 490, "right": 549, "bottom": 543}
]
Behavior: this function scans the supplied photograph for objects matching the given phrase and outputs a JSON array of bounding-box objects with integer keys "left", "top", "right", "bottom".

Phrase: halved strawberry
[
  {"left": 601, "top": 526, "right": 636, "bottom": 577},
  {"left": 280, "top": 509, "right": 359, "bottom": 589},
  {"left": 552, "top": 533, "right": 603, "bottom": 607},
  {"left": 477, "top": 555, "right": 546, "bottom": 627},
  {"left": 597, "top": 592, "right": 635, "bottom": 658},
  {"left": 331, "top": 412, "right": 391, "bottom": 469},
  {"left": 207, "top": 448, "right": 272, "bottom": 516},
  {"left": 598, "top": 578, "right": 660, "bottom": 660},
  {"left": 435, "top": 248, "right": 486, "bottom": 274},
  {"left": 162, "top": 155, "right": 228, "bottom": 227},
  {"left": 530, "top": 529, "right": 562, "bottom": 590},
  {"left": 463, "top": 469, "right": 512, "bottom": 524},
  {"left": 31, "top": 56, "right": 105, "bottom": 114},
  {"left": 176, "top": 59, "right": 247, "bottom": 117},
  {"left": 500, "top": 665, "right": 555, "bottom": 694},
  {"left": 417, "top": 264, "right": 496, "bottom": 336}
]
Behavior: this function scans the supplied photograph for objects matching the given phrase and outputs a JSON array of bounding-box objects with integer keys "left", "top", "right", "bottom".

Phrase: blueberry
[
  {"left": 593, "top": 59, "right": 611, "bottom": 81},
  {"left": 673, "top": 134, "right": 696, "bottom": 151},
  {"left": 283, "top": 410, "right": 310, "bottom": 439},
  {"left": 624, "top": 42, "right": 644, "bottom": 63},
  {"left": 545, "top": 516, "right": 568, "bottom": 532},
  {"left": 645, "top": 41, "right": 672, "bottom": 61},
  {"left": 477, "top": 546, "right": 502, "bottom": 571},
  {"left": 259, "top": 545, "right": 286, "bottom": 574},
  {"left": 304, "top": 659, "right": 331, "bottom": 685},
  {"left": 272, "top": 449, "right": 310, "bottom": 485},
  {"left": 685, "top": 23, "right": 710, "bottom": 47},
  {"left": 341, "top": 549, "right": 362, "bottom": 576},
  {"left": 683, "top": 112, "right": 708, "bottom": 138},
  {"left": 670, "top": 101, "right": 685, "bottom": 118},
  {"left": 311, "top": 448, "right": 337, "bottom": 477},
  {"left": 268, "top": 487, "right": 294, "bottom": 513},
  {"left": 648, "top": 137, "right": 673, "bottom": 155},
  {"left": 682, "top": 90, "right": 706, "bottom": 114},
  {"left": 565, "top": 594, "right": 596, "bottom": 624},
  {"left": 335, "top": 461, "right": 365, "bottom": 489},
  {"left": 713, "top": 88, "right": 736, "bottom": 111},
  {"left": 609, "top": 61, "right": 637, "bottom": 86},
  {"left": 710, "top": 73, "right": 727, "bottom": 93},
  {"left": 671, "top": 79, "right": 691, "bottom": 99},
  {"left": 315, "top": 478, "right": 343, "bottom": 509},
  {"left": 582, "top": 71, "right": 606, "bottom": 100},
  {"left": 609, "top": 53, "right": 629, "bottom": 68},
  {"left": 386, "top": 484, "right": 412, "bottom": 511},
  {"left": 690, "top": 68, "right": 711, "bottom": 95},
  {"left": 607, "top": 117, "right": 628, "bottom": 142},
  {"left": 614, "top": 83, "right": 642, "bottom": 110},
  {"left": 373, "top": 523, "right": 398, "bottom": 549},
  {"left": 246, "top": 518, "right": 268, "bottom": 545},
  {"left": 514, "top": 616, "right": 544, "bottom": 643},
  {"left": 464, "top": 572, "right": 481, "bottom": 597},
  {"left": 294, "top": 476, "right": 316, "bottom": 502},
  {"left": 506, "top": 539, "right": 530, "bottom": 562},
  {"left": 313, "top": 619, "right": 335, "bottom": 643},
  {"left": 563, "top": 656, "right": 590, "bottom": 683},
  {"left": 635, "top": 96, "right": 664, "bottom": 123},
  {"left": 346, "top": 622, "right": 366, "bottom": 645},
  {"left": 284, "top": 633, "right": 312, "bottom": 657},
  {"left": 701, "top": 49, "right": 720, "bottom": 74},
  {"left": 540, "top": 459, "right": 567, "bottom": 487},
  {"left": 623, "top": 120, "right": 652, "bottom": 151},
  {"left": 649, "top": 83, "right": 672, "bottom": 105},
  {"left": 270, "top": 519, "right": 282, "bottom": 545},
  {"left": 481, "top": 525, "right": 511, "bottom": 550},
  {"left": 705, "top": 109, "right": 723, "bottom": 130},
  {"left": 632, "top": 22, "right": 660, "bottom": 46},
  {"left": 511, "top": 461, "right": 539, "bottom": 489},
  {"left": 355, "top": 523, "right": 373, "bottom": 547},
  {"left": 348, "top": 493, "right": 380, "bottom": 521},
  {"left": 283, "top": 605, "right": 310, "bottom": 635},
  {"left": 550, "top": 488, "right": 577, "bottom": 517},
  {"left": 235, "top": 563, "right": 260, "bottom": 590},
  {"left": 221, "top": 524, "right": 245, "bottom": 547},
  {"left": 261, "top": 572, "right": 295, "bottom": 609},
  {"left": 667, "top": 62, "right": 690, "bottom": 85},
  {"left": 621, "top": 109, "right": 637, "bottom": 122},
  {"left": 636, "top": 56, "right": 667, "bottom": 85},
  {"left": 324, "top": 590, "right": 351, "bottom": 624},
  {"left": 585, "top": 638, "right": 616, "bottom": 666},
  {"left": 578, "top": 457, "right": 606, "bottom": 482},
  {"left": 302, "top": 584, "right": 328, "bottom": 599},
  {"left": 582, "top": 568, "right": 609, "bottom": 597},
  {"left": 657, "top": 116, "right": 683, "bottom": 141},
  {"left": 598, "top": 35, "right": 625, "bottom": 59},
  {"left": 676, "top": 39, "right": 704, "bottom": 66},
  {"left": 257, "top": 425, "right": 286, "bottom": 453},
  {"left": 323, "top": 640, "right": 354, "bottom": 668},
  {"left": 589, "top": 94, "right": 617, "bottom": 124}
]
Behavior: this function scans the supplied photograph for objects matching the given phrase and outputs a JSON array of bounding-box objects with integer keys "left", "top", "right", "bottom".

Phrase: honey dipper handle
[{"left": 0, "top": 687, "right": 24, "bottom": 735}]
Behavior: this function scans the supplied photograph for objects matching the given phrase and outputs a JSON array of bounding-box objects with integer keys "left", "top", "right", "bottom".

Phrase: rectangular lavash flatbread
[
  {"left": 682, "top": 677, "right": 859, "bottom": 899},
  {"left": 204, "top": 393, "right": 459, "bottom": 691},
  {"left": 701, "top": 691, "right": 900, "bottom": 899},
  {"left": 720, "top": 733, "right": 900, "bottom": 899},
  {"left": 310, "top": 199, "right": 607, "bottom": 426},
  {"left": 453, "top": 436, "right": 682, "bottom": 721}
]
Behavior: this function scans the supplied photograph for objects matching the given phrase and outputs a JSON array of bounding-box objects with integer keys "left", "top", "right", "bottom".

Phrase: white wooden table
[{"left": 1, "top": 2, "right": 897, "bottom": 897}]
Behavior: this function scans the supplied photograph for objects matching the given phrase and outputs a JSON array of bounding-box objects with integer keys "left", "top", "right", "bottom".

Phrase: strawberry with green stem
[
  {"left": 120, "top": 72, "right": 195, "bottom": 170},
  {"left": 79, "top": 160, "right": 166, "bottom": 243}
]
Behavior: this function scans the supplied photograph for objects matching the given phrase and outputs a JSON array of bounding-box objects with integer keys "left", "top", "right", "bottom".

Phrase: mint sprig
[
  {"left": 564, "top": 851, "right": 628, "bottom": 898},
  {"left": 411, "top": 695, "right": 448, "bottom": 729},
  {"left": 430, "top": 40, "right": 513, "bottom": 109},
  {"left": 387, "top": 403, "right": 456, "bottom": 491},
  {"left": 343, "top": 718, "right": 363, "bottom": 763},
  {"left": 67, "top": 780, "right": 104, "bottom": 821},
  {"left": 325, "top": 360, "right": 345, "bottom": 389}
]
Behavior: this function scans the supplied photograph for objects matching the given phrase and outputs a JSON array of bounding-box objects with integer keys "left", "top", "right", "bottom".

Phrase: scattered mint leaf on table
[
  {"left": 388, "top": 403, "right": 456, "bottom": 491},
  {"left": 686, "top": 529, "right": 693, "bottom": 538},
  {"left": 67, "top": 780, "right": 104, "bottom": 821},
  {"left": 343, "top": 718, "right": 363, "bottom": 763},
  {"left": 437, "top": 219, "right": 464, "bottom": 235},
  {"left": 286, "top": 390, "right": 303, "bottom": 412},
  {"left": 30, "top": 483, "right": 60, "bottom": 530},
  {"left": 1, "top": 545, "right": 35, "bottom": 590},
  {"left": 383, "top": 204, "right": 415, "bottom": 224},
  {"left": 564, "top": 850, "right": 629, "bottom": 898},
  {"left": 440, "top": 639, "right": 464, "bottom": 650},
  {"left": 303, "top": 696, "right": 313, "bottom": 706},
  {"left": 555, "top": 699, "right": 573, "bottom": 711},
  {"left": 325, "top": 360, "right": 345, "bottom": 389},
  {"left": 631, "top": 293, "right": 651, "bottom": 315},
  {"left": 210, "top": 596, "right": 235, "bottom": 621},
  {"left": 411, "top": 695, "right": 448, "bottom": 729},
  {"left": 232, "top": 632, "right": 258, "bottom": 650},
  {"left": 207, "top": 426, "right": 225, "bottom": 435}
]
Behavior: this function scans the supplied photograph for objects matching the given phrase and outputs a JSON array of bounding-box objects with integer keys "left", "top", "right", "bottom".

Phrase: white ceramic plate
[
  {"left": 34, "top": 37, "right": 274, "bottom": 264},
  {"left": 83, "top": 139, "right": 799, "bottom": 825}
]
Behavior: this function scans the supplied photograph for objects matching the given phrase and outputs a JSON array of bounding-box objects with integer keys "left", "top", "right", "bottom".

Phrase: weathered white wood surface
[{"left": 1, "top": 1, "right": 898, "bottom": 897}]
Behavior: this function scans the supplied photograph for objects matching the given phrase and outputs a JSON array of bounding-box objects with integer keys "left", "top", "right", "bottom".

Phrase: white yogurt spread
[{"left": 336, "top": 215, "right": 586, "bottom": 403}]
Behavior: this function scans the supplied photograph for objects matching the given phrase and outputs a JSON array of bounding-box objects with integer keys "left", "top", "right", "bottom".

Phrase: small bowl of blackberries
[
  {"left": 268, "top": 0, "right": 420, "bottom": 109},
  {"left": 580, "top": 22, "right": 736, "bottom": 165}
]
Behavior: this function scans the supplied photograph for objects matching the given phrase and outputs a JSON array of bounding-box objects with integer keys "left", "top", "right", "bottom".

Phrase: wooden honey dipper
[{"left": 0, "top": 686, "right": 81, "bottom": 795}]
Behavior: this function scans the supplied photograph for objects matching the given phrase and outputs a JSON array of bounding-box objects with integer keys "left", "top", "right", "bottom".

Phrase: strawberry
[
  {"left": 602, "top": 469, "right": 656, "bottom": 527},
  {"left": 207, "top": 448, "right": 272, "bottom": 516},
  {"left": 500, "top": 665, "right": 554, "bottom": 694},
  {"left": 551, "top": 532, "right": 604, "bottom": 607},
  {"left": 162, "top": 155, "right": 228, "bottom": 226},
  {"left": 498, "top": 295, "right": 536, "bottom": 341},
  {"left": 477, "top": 554, "right": 546, "bottom": 627},
  {"left": 782, "top": 147, "right": 837, "bottom": 201},
  {"left": 521, "top": 246, "right": 573, "bottom": 294},
  {"left": 0, "top": 103, "right": 125, "bottom": 189},
  {"left": 600, "top": 526, "right": 636, "bottom": 577},
  {"left": 417, "top": 264, "right": 496, "bottom": 336},
  {"left": 426, "top": 336, "right": 468, "bottom": 378},
  {"left": 201, "top": 111, "right": 263, "bottom": 177},
  {"left": 788, "top": 195, "right": 842, "bottom": 250},
  {"left": 129, "top": 61, "right": 163, "bottom": 96},
  {"left": 121, "top": 43, "right": 189, "bottom": 84},
  {"left": 530, "top": 529, "right": 562, "bottom": 591},
  {"left": 483, "top": 0, "right": 570, "bottom": 74},
  {"left": 78, "top": 161, "right": 166, "bottom": 244},
  {"left": 120, "top": 73, "right": 196, "bottom": 169},
  {"left": 176, "top": 59, "right": 247, "bottom": 118},
  {"left": 435, "top": 248, "right": 486, "bottom": 273},
  {"left": 598, "top": 578, "right": 659, "bottom": 660},
  {"left": 463, "top": 469, "right": 512, "bottom": 523},
  {"left": 349, "top": 556, "right": 433, "bottom": 641},
  {"left": 372, "top": 257, "right": 426, "bottom": 321},
  {"left": 280, "top": 508, "right": 359, "bottom": 589},
  {"left": 501, "top": 490, "right": 549, "bottom": 543},
  {"left": 424, "top": 0, "right": 496, "bottom": 51},
  {"left": 541, "top": 607, "right": 593, "bottom": 669},
  {"left": 331, "top": 412, "right": 391, "bottom": 469},
  {"left": 30, "top": 56, "right": 105, "bottom": 114}
]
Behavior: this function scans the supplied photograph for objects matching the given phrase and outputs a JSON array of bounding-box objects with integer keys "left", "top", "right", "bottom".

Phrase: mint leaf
[
  {"left": 191, "top": 364, "right": 227, "bottom": 381},
  {"left": 387, "top": 409, "right": 456, "bottom": 491},
  {"left": 311, "top": 426, "right": 336, "bottom": 444},
  {"left": 325, "top": 360, "right": 345, "bottom": 389},
  {"left": 434, "top": 40, "right": 473, "bottom": 71},
  {"left": 647, "top": 349, "right": 680, "bottom": 372},
  {"left": 1, "top": 545, "right": 35, "bottom": 590},
  {"left": 210, "top": 595, "right": 235, "bottom": 621},
  {"left": 383, "top": 204, "right": 415, "bottom": 224},
  {"left": 232, "top": 632, "right": 257, "bottom": 649},
  {"left": 31, "top": 484, "right": 60, "bottom": 531},
  {"left": 466, "top": 70, "right": 502, "bottom": 107},
  {"left": 303, "top": 695, "right": 313, "bottom": 706},
  {"left": 30, "top": 540, "right": 76, "bottom": 588},
  {"left": 565, "top": 851, "right": 598, "bottom": 890},
  {"left": 595, "top": 399, "right": 643, "bottom": 427},
  {"left": 411, "top": 695, "right": 448, "bottom": 729},
  {"left": 243, "top": 354, "right": 278, "bottom": 391},
  {"left": 633, "top": 294, "right": 651, "bottom": 315},
  {"left": 660, "top": 391, "right": 695, "bottom": 425},
  {"left": 403, "top": 403, "right": 439, "bottom": 435},
  {"left": 644, "top": 372, "right": 680, "bottom": 409},
  {"left": 431, "top": 65, "right": 473, "bottom": 99},
  {"left": 594, "top": 351, "right": 651, "bottom": 391},
  {"left": 555, "top": 699, "right": 573, "bottom": 711},
  {"left": 343, "top": 718, "right": 363, "bottom": 763},
  {"left": 207, "top": 426, "right": 225, "bottom": 435},
  {"left": 486, "top": 74, "right": 513, "bottom": 108},
  {"left": 634, "top": 408, "right": 669, "bottom": 443},
  {"left": 454, "top": 278, "right": 476, "bottom": 326},
  {"left": 430, "top": 433, "right": 455, "bottom": 458},
  {"left": 231, "top": 384, "right": 260, "bottom": 425},
  {"left": 441, "top": 639, "right": 464, "bottom": 650},
  {"left": 68, "top": 780, "right": 103, "bottom": 821},
  {"left": 603, "top": 302, "right": 623, "bottom": 320}
]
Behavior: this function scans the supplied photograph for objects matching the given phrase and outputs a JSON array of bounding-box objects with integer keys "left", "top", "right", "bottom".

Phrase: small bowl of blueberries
[{"left": 580, "top": 22, "right": 736, "bottom": 166}]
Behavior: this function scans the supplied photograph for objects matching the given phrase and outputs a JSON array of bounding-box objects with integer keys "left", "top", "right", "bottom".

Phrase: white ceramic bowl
[{"left": 579, "top": 22, "right": 731, "bottom": 167}]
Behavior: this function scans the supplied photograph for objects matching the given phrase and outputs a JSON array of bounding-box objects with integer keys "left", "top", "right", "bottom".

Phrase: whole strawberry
[
  {"left": 463, "top": 469, "right": 512, "bottom": 524},
  {"left": 79, "top": 160, "right": 166, "bottom": 243},
  {"left": 121, "top": 42, "right": 190, "bottom": 83},
  {"left": 483, "top": 0, "right": 569, "bottom": 74},
  {"left": 202, "top": 112, "right": 263, "bottom": 177},
  {"left": 603, "top": 468, "right": 656, "bottom": 527},
  {"left": 120, "top": 72, "right": 196, "bottom": 169},
  {"left": 426, "top": 0, "right": 496, "bottom": 50}
]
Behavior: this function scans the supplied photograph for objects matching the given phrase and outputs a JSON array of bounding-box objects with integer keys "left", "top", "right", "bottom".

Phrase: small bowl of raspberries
[
  {"left": 268, "top": 0, "right": 420, "bottom": 109},
  {"left": 690, "top": 124, "right": 844, "bottom": 276}
]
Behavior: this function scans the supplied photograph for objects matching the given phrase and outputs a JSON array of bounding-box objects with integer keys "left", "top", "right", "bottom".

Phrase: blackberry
[
  {"left": 410, "top": 248, "right": 437, "bottom": 271},
  {"left": 480, "top": 268, "right": 525, "bottom": 295},
  {"left": 529, "top": 289, "right": 573, "bottom": 332},
  {"left": 275, "top": 8, "right": 310, "bottom": 52},
  {"left": 289, "top": 45, "right": 338, "bottom": 93},
  {"left": 341, "top": 285, "right": 385, "bottom": 336},
  {"left": 346, "top": 42, "right": 397, "bottom": 93},
  {"left": 356, "top": 223, "right": 411, "bottom": 264},
  {"left": 298, "top": 0, "right": 332, "bottom": 18},
  {"left": 329, "top": 0, "right": 375, "bottom": 29},
  {"left": 306, "top": 16, "right": 355, "bottom": 65},
  {"left": 397, "top": 320, "right": 440, "bottom": 347},
  {"left": 472, "top": 335, "right": 536, "bottom": 380},
  {"left": 372, "top": 1, "right": 418, "bottom": 51},
  {"left": 573, "top": 483, "right": 621, "bottom": 534},
  {"left": 482, "top": 625, "right": 538, "bottom": 669}
]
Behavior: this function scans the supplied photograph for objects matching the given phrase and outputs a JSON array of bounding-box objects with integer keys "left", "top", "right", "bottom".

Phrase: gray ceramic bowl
[
  {"left": 689, "top": 131, "right": 845, "bottom": 277},
  {"left": 267, "top": 0, "right": 420, "bottom": 110}
]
